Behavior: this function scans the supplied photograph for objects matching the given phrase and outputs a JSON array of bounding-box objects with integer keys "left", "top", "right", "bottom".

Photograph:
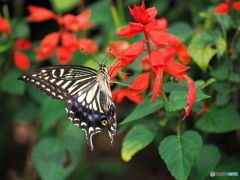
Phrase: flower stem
[
  {"left": 160, "top": 90, "right": 169, "bottom": 102},
  {"left": 116, "top": 0, "right": 125, "bottom": 25},
  {"left": 177, "top": 118, "right": 181, "bottom": 137},
  {"left": 110, "top": 3, "right": 121, "bottom": 31}
]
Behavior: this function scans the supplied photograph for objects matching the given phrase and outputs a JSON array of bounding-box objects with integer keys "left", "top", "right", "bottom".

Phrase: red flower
[
  {"left": 15, "top": 39, "right": 32, "bottom": 50},
  {"left": 78, "top": 38, "right": 99, "bottom": 54},
  {"left": 61, "top": 32, "right": 78, "bottom": 51},
  {"left": 57, "top": 47, "right": 73, "bottom": 65},
  {"left": 35, "top": 32, "right": 60, "bottom": 61},
  {"left": 28, "top": 5, "right": 55, "bottom": 22},
  {"left": 63, "top": 10, "right": 94, "bottom": 31},
  {"left": 129, "top": 72, "right": 153, "bottom": 95},
  {"left": 128, "top": 1, "right": 157, "bottom": 24},
  {"left": 14, "top": 51, "right": 30, "bottom": 70},
  {"left": 140, "top": 56, "right": 152, "bottom": 71},
  {"left": 113, "top": 42, "right": 144, "bottom": 61},
  {"left": 112, "top": 88, "right": 145, "bottom": 104},
  {"left": 0, "top": 17, "right": 11, "bottom": 33},
  {"left": 213, "top": 0, "right": 240, "bottom": 14},
  {"left": 105, "top": 41, "right": 129, "bottom": 55}
]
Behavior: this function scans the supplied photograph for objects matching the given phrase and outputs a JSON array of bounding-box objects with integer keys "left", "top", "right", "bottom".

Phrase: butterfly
[{"left": 18, "top": 64, "right": 117, "bottom": 151}]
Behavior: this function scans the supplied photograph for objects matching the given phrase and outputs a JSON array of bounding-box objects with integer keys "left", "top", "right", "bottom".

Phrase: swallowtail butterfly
[{"left": 18, "top": 64, "right": 117, "bottom": 151}]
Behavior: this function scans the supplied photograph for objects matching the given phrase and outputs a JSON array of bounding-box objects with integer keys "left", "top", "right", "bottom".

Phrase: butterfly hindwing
[{"left": 66, "top": 79, "right": 117, "bottom": 151}]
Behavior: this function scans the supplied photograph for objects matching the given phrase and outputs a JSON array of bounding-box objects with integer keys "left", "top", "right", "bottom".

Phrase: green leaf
[
  {"left": 32, "top": 136, "right": 81, "bottom": 180},
  {"left": 215, "top": 37, "right": 226, "bottom": 58},
  {"left": 87, "top": 0, "right": 112, "bottom": 24},
  {"left": 216, "top": 93, "right": 230, "bottom": 106},
  {"left": 1, "top": 68, "right": 26, "bottom": 94},
  {"left": 190, "top": 145, "right": 221, "bottom": 180},
  {"left": 120, "top": 96, "right": 164, "bottom": 125},
  {"left": 27, "top": 85, "right": 47, "bottom": 104},
  {"left": 168, "top": 21, "right": 194, "bottom": 42},
  {"left": 164, "top": 89, "right": 210, "bottom": 112},
  {"left": 50, "top": 0, "right": 79, "bottom": 13},
  {"left": 0, "top": 36, "right": 14, "bottom": 52},
  {"left": 188, "top": 30, "right": 221, "bottom": 71},
  {"left": 15, "top": 98, "right": 39, "bottom": 122},
  {"left": 159, "top": 131, "right": 203, "bottom": 180},
  {"left": 210, "top": 64, "right": 229, "bottom": 80},
  {"left": 201, "top": 78, "right": 216, "bottom": 89},
  {"left": 12, "top": 19, "right": 30, "bottom": 39},
  {"left": 121, "top": 124, "right": 157, "bottom": 162},
  {"left": 196, "top": 104, "right": 240, "bottom": 133},
  {"left": 229, "top": 73, "right": 240, "bottom": 83},
  {"left": 41, "top": 98, "right": 66, "bottom": 131},
  {"left": 163, "top": 82, "right": 185, "bottom": 93}
]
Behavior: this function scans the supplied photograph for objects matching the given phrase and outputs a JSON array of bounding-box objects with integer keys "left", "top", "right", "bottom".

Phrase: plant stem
[{"left": 110, "top": 4, "right": 121, "bottom": 31}]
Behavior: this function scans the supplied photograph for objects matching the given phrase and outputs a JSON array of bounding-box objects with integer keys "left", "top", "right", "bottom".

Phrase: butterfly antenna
[
  {"left": 101, "top": 49, "right": 112, "bottom": 65},
  {"left": 81, "top": 48, "right": 99, "bottom": 65}
]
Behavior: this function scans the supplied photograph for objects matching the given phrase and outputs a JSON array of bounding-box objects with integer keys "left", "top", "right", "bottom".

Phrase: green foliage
[
  {"left": 190, "top": 145, "right": 221, "bottom": 180},
  {"left": 120, "top": 96, "right": 164, "bottom": 125},
  {"left": 159, "top": 131, "right": 203, "bottom": 180},
  {"left": 0, "top": 68, "right": 26, "bottom": 94},
  {"left": 196, "top": 105, "right": 240, "bottom": 133},
  {"left": 188, "top": 30, "right": 226, "bottom": 71},
  {"left": 50, "top": 0, "right": 79, "bottom": 13},
  {"left": 121, "top": 124, "right": 158, "bottom": 161},
  {"left": 32, "top": 136, "right": 82, "bottom": 180},
  {"left": 1, "top": 0, "right": 240, "bottom": 179},
  {"left": 41, "top": 98, "right": 66, "bottom": 131}
]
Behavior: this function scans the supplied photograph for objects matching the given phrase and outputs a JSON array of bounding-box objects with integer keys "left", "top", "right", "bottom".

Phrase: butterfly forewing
[{"left": 18, "top": 65, "right": 117, "bottom": 151}]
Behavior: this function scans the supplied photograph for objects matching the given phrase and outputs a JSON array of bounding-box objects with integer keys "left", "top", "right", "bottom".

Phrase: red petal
[
  {"left": 149, "top": 50, "right": 164, "bottom": 67},
  {"left": 129, "top": 72, "right": 152, "bottom": 95},
  {"left": 123, "top": 41, "right": 144, "bottom": 60},
  {"left": 61, "top": 32, "right": 78, "bottom": 51},
  {"left": 112, "top": 88, "right": 144, "bottom": 104},
  {"left": 157, "top": 18, "right": 168, "bottom": 31},
  {"left": 116, "top": 25, "right": 139, "bottom": 38},
  {"left": 129, "top": 22, "right": 144, "bottom": 33},
  {"left": 182, "top": 75, "right": 196, "bottom": 120},
  {"left": 213, "top": 3, "right": 229, "bottom": 14},
  {"left": 146, "top": 7, "right": 158, "bottom": 21},
  {"left": 232, "top": 2, "right": 240, "bottom": 11},
  {"left": 14, "top": 51, "right": 30, "bottom": 70},
  {"left": 152, "top": 66, "right": 163, "bottom": 102},
  {"left": 164, "top": 61, "right": 190, "bottom": 77},
  {"left": 177, "top": 44, "right": 190, "bottom": 64},
  {"left": 40, "top": 32, "right": 60, "bottom": 46},
  {"left": 105, "top": 41, "right": 129, "bottom": 55},
  {"left": 15, "top": 39, "right": 32, "bottom": 50},
  {"left": 63, "top": 14, "right": 80, "bottom": 31},
  {"left": 148, "top": 31, "right": 169, "bottom": 47},
  {"left": 57, "top": 47, "right": 73, "bottom": 64},
  {"left": 0, "top": 17, "right": 11, "bottom": 33},
  {"left": 28, "top": 5, "right": 55, "bottom": 22},
  {"left": 35, "top": 46, "right": 57, "bottom": 61},
  {"left": 140, "top": 56, "right": 152, "bottom": 70},
  {"left": 77, "top": 10, "right": 94, "bottom": 30},
  {"left": 145, "top": 19, "right": 160, "bottom": 32},
  {"left": 78, "top": 38, "right": 99, "bottom": 54}
]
